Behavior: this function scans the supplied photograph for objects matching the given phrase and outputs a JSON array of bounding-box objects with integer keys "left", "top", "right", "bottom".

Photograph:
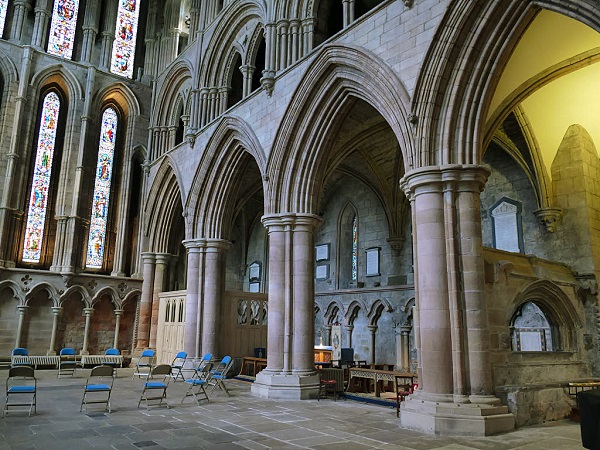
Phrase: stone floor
[{"left": 0, "top": 368, "right": 586, "bottom": 449}]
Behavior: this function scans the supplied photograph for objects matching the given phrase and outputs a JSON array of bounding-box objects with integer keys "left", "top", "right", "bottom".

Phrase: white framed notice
[
  {"left": 249, "top": 282, "right": 260, "bottom": 293},
  {"left": 316, "top": 264, "right": 329, "bottom": 280},
  {"left": 248, "top": 261, "right": 261, "bottom": 281},
  {"left": 315, "top": 244, "right": 330, "bottom": 262},
  {"left": 365, "top": 247, "right": 380, "bottom": 276}
]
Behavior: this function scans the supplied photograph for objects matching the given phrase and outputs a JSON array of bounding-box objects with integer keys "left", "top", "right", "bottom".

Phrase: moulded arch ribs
[
  {"left": 266, "top": 44, "right": 413, "bottom": 216},
  {"left": 91, "top": 286, "right": 122, "bottom": 309},
  {"left": 344, "top": 299, "right": 367, "bottom": 326},
  {"left": 24, "top": 282, "right": 60, "bottom": 307},
  {"left": 411, "top": 0, "right": 600, "bottom": 168},
  {"left": 154, "top": 60, "right": 193, "bottom": 127},
  {"left": 144, "top": 158, "right": 186, "bottom": 253},
  {"left": 29, "top": 64, "right": 84, "bottom": 103},
  {"left": 122, "top": 289, "right": 142, "bottom": 307},
  {"left": 93, "top": 82, "right": 142, "bottom": 119},
  {"left": 0, "top": 280, "right": 25, "bottom": 305},
  {"left": 367, "top": 298, "right": 393, "bottom": 327},
  {"left": 187, "top": 115, "right": 268, "bottom": 239},
  {"left": 59, "top": 285, "right": 92, "bottom": 308},
  {"left": 324, "top": 300, "right": 344, "bottom": 324},
  {"left": 0, "top": 47, "right": 18, "bottom": 86}
]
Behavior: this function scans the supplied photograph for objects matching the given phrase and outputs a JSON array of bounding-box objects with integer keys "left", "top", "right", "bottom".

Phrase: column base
[
  {"left": 399, "top": 394, "right": 515, "bottom": 436},
  {"left": 251, "top": 371, "right": 320, "bottom": 400}
]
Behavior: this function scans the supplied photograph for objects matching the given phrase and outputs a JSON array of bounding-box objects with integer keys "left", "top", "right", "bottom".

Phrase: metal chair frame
[
  {"left": 209, "top": 356, "right": 234, "bottom": 396},
  {"left": 133, "top": 349, "right": 155, "bottom": 379},
  {"left": 181, "top": 363, "right": 213, "bottom": 405},
  {"left": 81, "top": 365, "right": 115, "bottom": 413},
  {"left": 138, "top": 364, "right": 172, "bottom": 410},
  {"left": 2, "top": 366, "right": 36, "bottom": 417},
  {"left": 170, "top": 351, "right": 187, "bottom": 381},
  {"left": 58, "top": 347, "right": 78, "bottom": 378}
]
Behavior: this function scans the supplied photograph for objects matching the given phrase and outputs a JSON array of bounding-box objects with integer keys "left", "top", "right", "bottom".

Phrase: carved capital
[
  {"left": 534, "top": 207, "right": 562, "bottom": 232},
  {"left": 402, "top": 0, "right": 414, "bottom": 8},
  {"left": 260, "top": 70, "right": 276, "bottom": 97}
]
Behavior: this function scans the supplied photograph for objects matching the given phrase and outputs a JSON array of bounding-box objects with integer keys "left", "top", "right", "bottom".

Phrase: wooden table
[
  {"left": 239, "top": 356, "right": 267, "bottom": 377},
  {"left": 346, "top": 368, "right": 417, "bottom": 397}
]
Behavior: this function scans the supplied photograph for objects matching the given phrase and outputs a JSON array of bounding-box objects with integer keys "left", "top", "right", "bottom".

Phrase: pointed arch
[
  {"left": 59, "top": 285, "right": 92, "bottom": 308},
  {"left": 154, "top": 59, "right": 192, "bottom": 127},
  {"left": 91, "top": 286, "right": 121, "bottom": 308},
  {"left": 367, "top": 298, "right": 393, "bottom": 327},
  {"left": 324, "top": 300, "right": 344, "bottom": 324},
  {"left": 267, "top": 44, "right": 413, "bottom": 215},
  {"left": 93, "top": 82, "right": 141, "bottom": 119},
  {"left": 411, "top": 0, "right": 600, "bottom": 167},
  {"left": 186, "top": 115, "right": 267, "bottom": 238},
  {"left": 24, "top": 282, "right": 60, "bottom": 306},
  {"left": 0, "top": 280, "right": 25, "bottom": 305},
  {"left": 0, "top": 47, "right": 18, "bottom": 86},
  {"left": 144, "top": 157, "right": 185, "bottom": 252},
  {"left": 344, "top": 299, "right": 367, "bottom": 326},
  {"left": 29, "top": 64, "right": 83, "bottom": 102},
  {"left": 122, "top": 289, "right": 142, "bottom": 306}
]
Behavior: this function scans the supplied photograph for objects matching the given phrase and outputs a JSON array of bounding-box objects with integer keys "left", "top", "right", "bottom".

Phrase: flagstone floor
[{"left": 0, "top": 368, "right": 586, "bottom": 449}]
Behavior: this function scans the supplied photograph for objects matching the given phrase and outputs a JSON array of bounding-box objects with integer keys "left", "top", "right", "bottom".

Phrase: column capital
[
  {"left": 51, "top": 306, "right": 63, "bottom": 315},
  {"left": 114, "top": 309, "right": 124, "bottom": 316},
  {"left": 182, "top": 238, "right": 205, "bottom": 251},
  {"left": 261, "top": 213, "right": 323, "bottom": 232},
  {"left": 17, "top": 305, "right": 28, "bottom": 313},
  {"left": 400, "top": 164, "right": 490, "bottom": 199},
  {"left": 83, "top": 307, "right": 94, "bottom": 316},
  {"left": 154, "top": 253, "right": 172, "bottom": 265},
  {"left": 141, "top": 252, "right": 156, "bottom": 264}
]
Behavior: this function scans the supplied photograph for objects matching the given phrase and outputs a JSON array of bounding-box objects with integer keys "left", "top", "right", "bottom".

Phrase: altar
[{"left": 314, "top": 345, "right": 333, "bottom": 367}]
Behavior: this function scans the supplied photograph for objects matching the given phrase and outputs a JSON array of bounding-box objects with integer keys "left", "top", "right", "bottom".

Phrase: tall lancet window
[
  {"left": 0, "top": 0, "right": 8, "bottom": 38},
  {"left": 110, "top": 0, "right": 140, "bottom": 78},
  {"left": 352, "top": 215, "right": 358, "bottom": 281},
  {"left": 86, "top": 107, "right": 118, "bottom": 268},
  {"left": 23, "top": 92, "right": 61, "bottom": 263},
  {"left": 47, "top": 0, "right": 80, "bottom": 59}
]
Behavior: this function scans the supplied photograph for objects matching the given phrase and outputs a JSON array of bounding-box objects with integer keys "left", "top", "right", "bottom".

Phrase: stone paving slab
[{"left": 0, "top": 368, "right": 587, "bottom": 449}]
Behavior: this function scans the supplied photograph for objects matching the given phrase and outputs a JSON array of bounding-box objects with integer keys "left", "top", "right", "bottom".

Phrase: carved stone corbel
[{"left": 534, "top": 207, "right": 562, "bottom": 232}]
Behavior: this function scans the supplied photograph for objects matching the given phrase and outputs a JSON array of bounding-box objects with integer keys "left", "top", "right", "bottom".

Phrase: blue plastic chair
[
  {"left": 58, "top": 348, "right": 78, "bottom": 378},
  {"left": 133, "top": 349, "right": 155, "bottom": 379},
  {"left": 138, "top": 364, "right": 171, "bottom": 409},
  {"left": 81, "top": 365, "right": 114, "bottom": 413},
  {"left": 102, "top": 348, "right": 120, "bottom": 375},
  {"left": 2, "top": 366, "right": 36, "bottom": 417},
  {"left": 181, "top": 362, "right": 213, "bottom": 405},
  {"left": 170, "top": 351, "right": 187, "bottom": 381},
  {"left": 209, "top": 356, "right": 233, "bottom": 396},
  {"left": 11, "top": 348, "right": 30, "bottom": 368}
]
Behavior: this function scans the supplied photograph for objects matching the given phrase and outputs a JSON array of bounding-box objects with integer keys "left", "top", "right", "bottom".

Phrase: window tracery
[
  {"left": 23, "top": 92, "right": 61, "bottom": 263},
  {"left": 85, "top": 107, "right": 118, "bottom": 269},
  {"left": 110, "top": 0, "right": 140, "bottom": 78},
  {"left": 47, "top": 0, "right": 80, "bottom": 59}
]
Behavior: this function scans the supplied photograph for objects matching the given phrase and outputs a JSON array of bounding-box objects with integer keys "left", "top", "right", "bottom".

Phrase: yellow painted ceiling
[{"left": 488, "top": 10, "right": 600, "bottom": 175}]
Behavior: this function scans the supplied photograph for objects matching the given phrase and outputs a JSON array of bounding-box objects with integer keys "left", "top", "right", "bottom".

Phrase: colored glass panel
[
  {"left": 0, "top": 0, "right": 8, "bottom": 38},
  {"left": 86, "top": 108, "right": 118, "bottom": 268},
  {"left": 47, "top": 0, "right": 80, "bottom": 59},
  {"left": 23, "top": 92, "right": 61, "bottom": 263},
  {"left": 110, "top": 0, "right": 140, "bottom": 78},
  {"left": 352, "top": 215, "right": 357, "bottom": 281}
]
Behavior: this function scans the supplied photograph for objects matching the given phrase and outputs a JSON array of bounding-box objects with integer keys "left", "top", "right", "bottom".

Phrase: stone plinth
[
  {"left": 251, "top": 371, "right": 320, "bottom": 400},
  {"left": 400, "top": 395, "right": 515, "bottom": 436}
]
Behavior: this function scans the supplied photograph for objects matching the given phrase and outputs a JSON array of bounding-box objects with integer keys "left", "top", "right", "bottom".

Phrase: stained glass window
[
  {"left": 352, "top": 215, "right": 357, "bottom": 281},
  {"left": 23, "top": 92, "right": 61, "bottom": 263},
  {"left": 85, "top": 107, "right": 118, "bottom": 268},
  {"left": 0, "top": 0, "right": 8, "bottom": 38},
  {"left": 47, "top": 0, "right": 80, "bottom": 59},
  {"left": 110, "top": 0, "right": 140, "bottom": 78}
]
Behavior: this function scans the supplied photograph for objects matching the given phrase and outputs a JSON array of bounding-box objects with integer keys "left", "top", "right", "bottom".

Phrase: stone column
[
  {"left": 324, "top": 325, "right": 332, "bottom": 346},
  {"left": 10, "top": 1, "right": 32, "bottom": 42},
  {"left": 183, "top": 239, "right": 203, "bottom": 357},
  {"left": 136, "top": 253, "right": 156, "bottom": 349},
  {"left": 15, "top": 306, "right": 28, "bottom": 348},
  {"left": 47, "top": 307, "right": 62, "bottom": 355},
  {"left": 400, "top": 325, "right": 411, "bottom": 370},
  {"left": 402, "top": 167, "right": 452, "bottom": 399},
  {"left": 150, "top": 253, "right": 170, "bottom": 348},
  {"left": 81, "top": 308, "right": 94, "bottom": 355},
  {"left": 346, "top": 324, "right": 354, "bottom": 348},
  {"left": 342, "top": 0, "right": 355, "bottom": 27},
  {"left": 368, "top": 325, "right": 377, "bottom": 365},
  {"left": 252, "top": 214, "right": 322, "bottom": 399},
  {"left": 31, "top": 0, "right": 52, "bottom": 50},
  {"left": 113, "top": 309, "right": 123, "bottom": 349},
  {"left": 202, "top": 240, "right": 230, "bottom": 357},
  {"left": 240, "top": 65, "right": 255, "bottom": 99},
  {"left": 99, "top": 0, "right": 118, "bottom": 70},
  {"left": 81, "top": 0, "right": 101, "bottom": 63}
]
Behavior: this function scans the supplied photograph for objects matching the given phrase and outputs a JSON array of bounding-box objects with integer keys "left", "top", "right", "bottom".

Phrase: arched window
[
  {"left": 47, "top": 0, "right": 80, "bottom": 59},
  {"left": 0, "top": 0, "right": 8, "bottom": 38},
  {"left": 352, "top": 215, "right": 358, "bottom": 281},
  {"left": 85, "top": 107, "right": 118, "bottom": 269},
  {"left": 22, "top": 92, "right": 61, "bottom": 263},
  {"left": 110, "top": 0, "right": 141, "bottom": 78}
]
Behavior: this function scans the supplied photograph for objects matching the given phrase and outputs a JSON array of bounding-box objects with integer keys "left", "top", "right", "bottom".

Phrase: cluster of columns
[
  {"left": 399, "top": 165, "right": 513, "bottom": 434},
  {"left": 14, "top": 304, "right": 124, "bottom": 355},
  {"left": 252, "top": 213, "right": 322, "bottom": 399}
]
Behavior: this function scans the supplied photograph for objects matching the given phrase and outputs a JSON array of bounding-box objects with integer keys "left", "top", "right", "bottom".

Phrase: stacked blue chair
[
  {"left": 209, "top": 356, "right": 233, "bottom": 396},
  {"left": 170, "top": 351, "right": 187, "bottom": 381},
  {"left": 102, "top": 348, "right": 120, "bottom": 376},
  {"left": 181, "top": 362, "right": 213, "bottom": 405},
  {"left": 58, "top": 347, "right": 78, "bottom": 378},
  {"left": 11, "top": 348, "right": 30, "bottom": 368},
  {"left": 133, "top": 349, "right": 155, "bottom": 379}
]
